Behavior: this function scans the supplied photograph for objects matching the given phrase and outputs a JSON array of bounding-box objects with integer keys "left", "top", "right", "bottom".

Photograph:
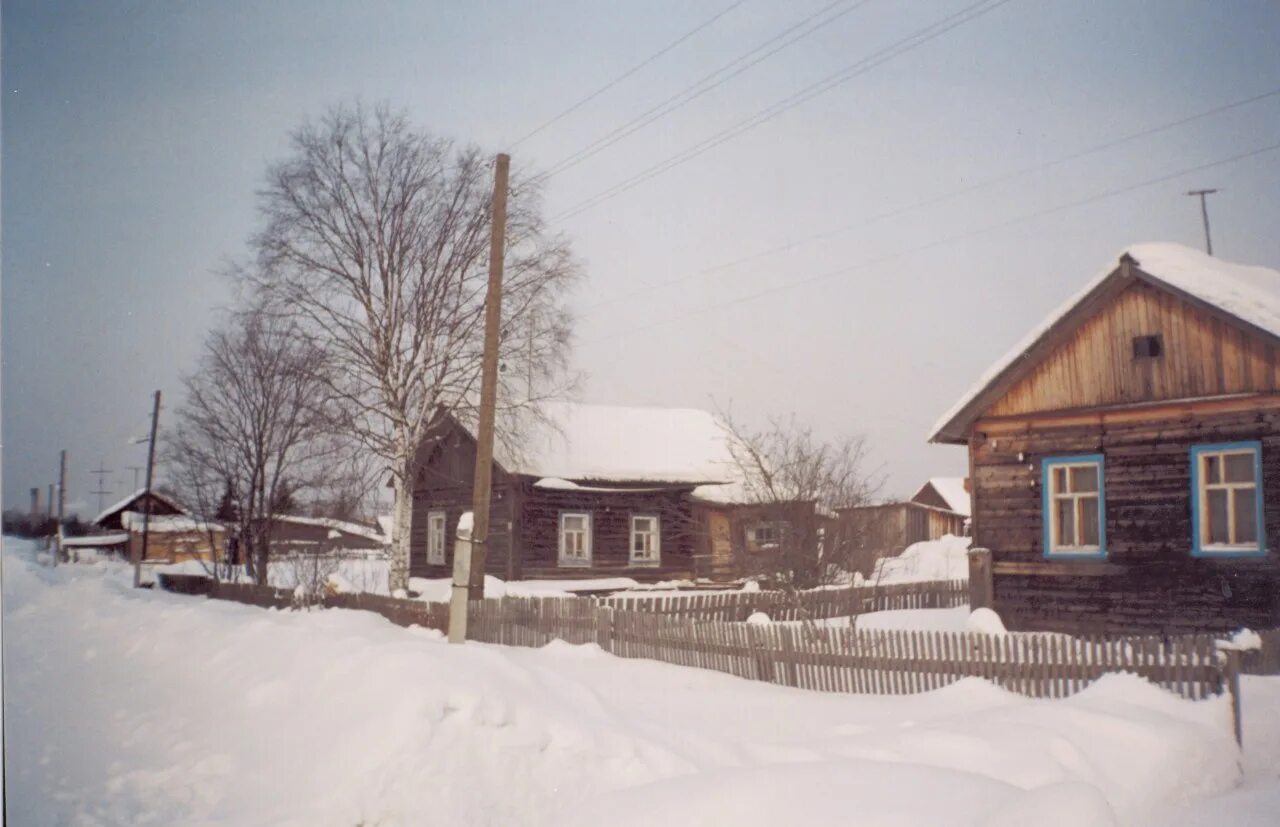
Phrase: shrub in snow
[
  {"left": 324, "top": 572, "right": 354, "bottom": 596},
  {"left": 746, "top": 611, "right": 771, "bottom": 625},
  {"left": 965, "top": 607, "right": 1007, "bottom": 636}
]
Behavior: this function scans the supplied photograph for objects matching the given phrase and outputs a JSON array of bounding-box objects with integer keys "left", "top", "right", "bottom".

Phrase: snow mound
[
  {"left": 966, "top": 607, "right": 1007, "bottom": 636},
  {"left": 873, "top": 534, "right": 972, "bottom": 583}
]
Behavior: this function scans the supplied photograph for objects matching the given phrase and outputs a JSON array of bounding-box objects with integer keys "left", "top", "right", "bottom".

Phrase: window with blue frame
[
  {"left": 1191, "top": 442, "right": 1266, "bottom": 556},
  {"left": 1043, "top": 455, "right": 1105, "bottom": 558}
]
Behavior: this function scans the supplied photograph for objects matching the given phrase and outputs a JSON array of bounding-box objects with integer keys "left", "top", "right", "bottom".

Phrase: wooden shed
[
  {"left": 836, "top": 500, "right": 967, "bottom": 565},
  {"left": 407, "top": 403, "right": 736, "bottom": 582},
  {"left": 930, "top": 242, "right": 1280, "bottom": 634}
]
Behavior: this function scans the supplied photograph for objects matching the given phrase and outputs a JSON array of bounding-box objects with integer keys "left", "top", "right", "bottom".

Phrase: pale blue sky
[{"left": 5, "top": 0, "right": 1280, "bottom": 512}]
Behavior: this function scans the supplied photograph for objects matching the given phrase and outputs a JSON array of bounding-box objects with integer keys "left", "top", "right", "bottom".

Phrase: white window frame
[
  {"left": 1042, "top": 455, "right": 1105, "bottom": 559},
  {"left": 749, "top": 521, "right": 784, "bottom": 550},
  {"left": 558, "top": 512, "right": 592, "bottom": 567},
  {"left": 629, "top": 514, "right": 661, "bottom": 566},
  {"left": 1192, "top": 442, "right": 1266, "bottom": 556},
  {"left": 427, "top": 510, "right": 447, "bottom": 565}
]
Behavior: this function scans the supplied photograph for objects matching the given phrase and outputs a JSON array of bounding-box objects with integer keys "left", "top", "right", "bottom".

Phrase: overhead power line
[
  {"left": 539, "top": 0, "right": 872, "bottom": 180},
  {"left": 581, "top": 139, "right": 1280, "bottom": 346},
  {"left": 510, "top": 0, "right": 750, "bottom": 148},
  {"left": 553, "top": 0, "right": 1017, "bottom": 221},
  {"left": 582, "top": 85, "right": 1280, "bottom": 312}
]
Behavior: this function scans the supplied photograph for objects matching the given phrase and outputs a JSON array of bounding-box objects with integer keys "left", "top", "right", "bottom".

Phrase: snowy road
[{"left": 1, "top": 537, "right": 1268, "bottom": 826}]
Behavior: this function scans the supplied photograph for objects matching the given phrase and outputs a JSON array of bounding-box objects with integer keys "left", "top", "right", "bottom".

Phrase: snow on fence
[
  {"left": 202, "top": 581, "right": 1229, "bottom": 704},
  {"left": 464, "top": 597, "right": 1228, "bottom": 702},
  {"left": 600, "top": 579, "right": 969, "bottom": 621}
]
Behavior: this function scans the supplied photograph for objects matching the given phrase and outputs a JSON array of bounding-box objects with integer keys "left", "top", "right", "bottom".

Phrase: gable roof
[
  {"left": 94, "top": 488, "right": 188, "bottom": 526},
  {"left": 929, "top": 242, "right": 1280, "bottom": 444},
  {"left": 912, "top": 477, "right": 971, "bottom": 517}
]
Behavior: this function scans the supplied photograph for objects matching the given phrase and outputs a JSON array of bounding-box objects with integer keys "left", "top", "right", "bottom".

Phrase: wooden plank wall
[
  {"left": 989, "top": 280, "right": 1280, "bottom": 418},
  {"left": 973, "top": 405, "right": 1280, "bottom": 634}
]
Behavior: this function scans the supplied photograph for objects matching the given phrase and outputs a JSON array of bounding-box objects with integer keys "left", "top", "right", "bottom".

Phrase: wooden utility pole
[
  {"left": 30, "top": 487, "right": 40, "bottom": 519},
  {"left": 1186, "top": 188, "right": 1218, "bottom": 256},
  {"left": 449, "top": 153, "right": 510, "bottom": 643},
  {"left": 55, "top": 450, "right": 67, "bottom": 566},
  {"left": 47, "top": 484, "right": 54, "bottom": 519},
  {"left": 133, "top": 390, "right": 161, "bottom": 589}
]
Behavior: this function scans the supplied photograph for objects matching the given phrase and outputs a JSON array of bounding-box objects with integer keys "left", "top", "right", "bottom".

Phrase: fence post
[
  {"left": 968, "top": 547, "right": 993, "bottom": 610},
  {"left": 1224, "top": 648, "right": 1243, "bottom": 747},
  {"left": 597, "top": 605, "right": 614, "bottom": 653}
]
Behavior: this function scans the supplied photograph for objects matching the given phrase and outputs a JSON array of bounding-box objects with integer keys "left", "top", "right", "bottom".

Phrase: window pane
[
  {"left": 1225, "top": 453, "right": 1256, "bottom": 484},
  {"left": 565, "top": 516, "right": 584, "bottom": 531},
  {"left": 1052, "top": 467, "right": 1067, "bottom": 493},
  {"left": 1204, "top": 455, "right": 1221, "bottom": 484},
  {"left": 1071, "top": 465, "right": 1099, "bottom": 493},
  {"left": 1079, "top": 497, "right": 1100, "bottom": 546},
  {"left": 1055, "top": 499, "right": 1076, "bottom": 547},
  {"left": 1207, "top": 489, "right": 1230, "bottom": 545},
  {"left": 1235, "top": 489, "right": 1258, "bottom": 544},
  {"left": 635, "top": 518, "right": 653, "bottom": 533}
]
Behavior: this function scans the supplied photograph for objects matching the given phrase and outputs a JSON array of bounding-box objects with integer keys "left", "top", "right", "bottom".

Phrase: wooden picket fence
[
  {"left": 464, "top": 597, "right": 1227, "bottom": 702},
  {"left": 201, "top": 580, "right": 1231, "bottom": 705},
  {"left": 600, "top": 579, "right": 969, "bottom": 621}
]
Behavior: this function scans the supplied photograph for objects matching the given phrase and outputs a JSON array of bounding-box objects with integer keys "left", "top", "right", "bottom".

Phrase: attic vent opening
[{"left": 1132, "top": 334, "right": 1163, "bottom": 360}]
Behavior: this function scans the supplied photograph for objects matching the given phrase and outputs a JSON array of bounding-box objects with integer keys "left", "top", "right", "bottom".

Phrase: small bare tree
[
  {"left": 719, "top": 409, "right": 881, "bottom": 590},
  {"left": 245, "top": 102, "right": 578, "bottom": 591},
  {"left": 166, "top": 306, "right": 341, "bottom": 585}
]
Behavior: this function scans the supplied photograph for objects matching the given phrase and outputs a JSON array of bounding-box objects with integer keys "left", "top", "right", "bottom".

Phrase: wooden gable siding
[
  {"left": 408, "top": 424, "right": 516, "bottom": 580},
  {"left": 988, "top": 280, "right": 1280, "bottom": 419},
  {"left": 971, "top": 401, "right": 1280, "bottom": 634},
  {"left": 841, "top": 502, "right": 965, "bottom": 557}
]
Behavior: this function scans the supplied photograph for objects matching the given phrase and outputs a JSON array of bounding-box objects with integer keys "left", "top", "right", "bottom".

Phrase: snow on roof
[
  {"left": 60, "top": 533, "right": 129, "bottom": 547},
  {"left": 272, "top": 513, "right": 386, "bottom": 543},
  {"left": 492, "top": 402, "right": 737, "bottom": 484},
  {"left": 915, "top": 477, "right": 971, "bottom": 517},
  {"left": 929, "top": 242, "right": 1280, "bottom": 443},
  {"left": 94, "top": 488, "right": 188, "bottom": 525},
  {"left": 121, "top": 512, "right": 221, "bottom": 534}
]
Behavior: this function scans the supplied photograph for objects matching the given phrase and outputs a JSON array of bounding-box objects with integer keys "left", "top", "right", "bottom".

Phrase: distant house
[
  {"left": 408, "top": 403, "right": 736, "bottom": 581},
  {"left": 690, "top": 484, "right": 835, "bottom": 582},
  {"left": 267, "top": 514, "right": 387, "bottom": 555},
  {"left": 93, "top": 488, "right": 187, "bottom": 532},
  {"left": 930, "top": 242, "right": 1280, "bottom": 634},
  {"left": 120, "top": 511, "right": 225, "bottom": 564},
  {"left": 911, "top": 477, "right": 972, "bottom": 524},
  {"left": 836, "top": 500, "right": 967, "bottom": 568}
]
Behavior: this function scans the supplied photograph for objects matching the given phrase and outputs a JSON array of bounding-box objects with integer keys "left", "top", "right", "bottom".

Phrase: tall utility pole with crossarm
[{"left": 1186, "top": 188, "right": 1218, "bottom": 256}]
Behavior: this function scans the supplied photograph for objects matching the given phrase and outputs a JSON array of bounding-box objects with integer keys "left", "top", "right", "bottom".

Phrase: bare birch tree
[
  {"left": 166, "top": 306, "right": 340, "bottom": 584},
  {"left": 719, "top": 409, "right": 882, "bottom": 588},
  {"left": 245, "top": 103, "right": 578, "bottom": 591}
]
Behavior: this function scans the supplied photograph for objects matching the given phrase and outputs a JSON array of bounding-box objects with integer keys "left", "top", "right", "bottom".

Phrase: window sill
[
  {"left": 628, "top": 559, "right": 661, "bottom": 568},
  {"left": 558, "top": 559, "right": 592, "bottom": 568},
  {"left": 1191, "top": 546, "right": 1267, "bottom": 559},
  {"left": 1043, "top": 548, "right": 1107, "bottom": 560}
]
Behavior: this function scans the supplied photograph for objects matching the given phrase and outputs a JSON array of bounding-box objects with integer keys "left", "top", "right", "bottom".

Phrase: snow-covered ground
[{"left": 4, "top": 535, "right": 1273, "bottom": 826}]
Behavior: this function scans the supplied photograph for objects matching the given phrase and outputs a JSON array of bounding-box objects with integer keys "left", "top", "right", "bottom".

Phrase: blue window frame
[
  {"left": 1191, "top": 441, "right": 1267, "bottom": 557},
  {"left": 1042, "top": 454, "right": 1106, "bottom": 559}
]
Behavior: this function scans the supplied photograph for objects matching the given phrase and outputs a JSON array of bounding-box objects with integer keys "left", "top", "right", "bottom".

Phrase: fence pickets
[{"left": 206, "top": 579, "right": 1228, "bottom": 704}]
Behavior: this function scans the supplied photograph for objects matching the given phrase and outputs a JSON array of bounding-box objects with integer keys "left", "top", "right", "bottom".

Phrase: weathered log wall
[{"left": 972, "top": 403, "right": 1280, "bottom": 634}]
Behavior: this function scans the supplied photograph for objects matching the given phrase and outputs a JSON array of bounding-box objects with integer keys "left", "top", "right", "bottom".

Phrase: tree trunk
[{"left": 389, "top": 465, "right": 413, "bottom": 594}]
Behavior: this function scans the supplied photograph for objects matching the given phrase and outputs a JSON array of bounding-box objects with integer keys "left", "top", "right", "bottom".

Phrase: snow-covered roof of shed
[
  {"left": 272, "top": 514, "right": 386, "bottom": 543},
  {"left": 493, "top": 402, "right": 737, "bottom": 485},
  {"left": 94, "top": 488, "right": 188, "bottom": 526},
  {"left": 121, "top": 512, "right": 221, "bottom": 534},
  {"left": 914, "top": 477, "right": 971, "bottom": 517},
  {"left": 929, "top": 243, "right": 1280, "bottom": 443}
]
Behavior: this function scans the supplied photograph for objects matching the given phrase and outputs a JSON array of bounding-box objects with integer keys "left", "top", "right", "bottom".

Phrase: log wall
[{"left": 972, "top": 402, "right": 1280, "bottom": 634}]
